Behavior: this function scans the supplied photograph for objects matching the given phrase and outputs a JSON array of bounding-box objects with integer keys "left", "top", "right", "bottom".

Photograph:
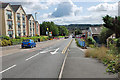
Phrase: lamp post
[{"left": 35, "top": 12, "right": 37, "bottom": 20}]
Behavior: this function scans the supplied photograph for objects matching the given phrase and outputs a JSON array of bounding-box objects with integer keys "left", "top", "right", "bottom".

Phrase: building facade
[
  {"left": 0, "top": 2, "right": 40, "bottom": 38},
  {"left": 27, "top": 14, "right": 35, "bottom": 37},
  {"left": 0, "top": 3, "right": 15, "bottom": 38},
  {"left": 35, "top": 21, "right": 40, "bottom": 36},
  {"left": 11, "top": 5, "right": 27, "bottom": 37}
]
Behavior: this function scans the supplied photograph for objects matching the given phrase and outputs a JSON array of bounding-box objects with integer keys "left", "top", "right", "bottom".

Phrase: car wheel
[
  {"left": 34, "top": 45, "right": 36, "bottom": 47},
  {"left": 31, "top": 45, "right": 33, "bottom": 48},
  {"left": 21, "top": 46, "right": 23, "bottom": 48}
]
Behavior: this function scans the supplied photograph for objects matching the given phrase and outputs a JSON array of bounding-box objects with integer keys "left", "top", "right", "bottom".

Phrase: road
[{"left": 1, "top": 38, "right": 72, "bottom": 78}]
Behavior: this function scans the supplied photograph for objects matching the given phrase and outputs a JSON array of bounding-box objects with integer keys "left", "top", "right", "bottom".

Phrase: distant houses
[
  {"left": 87, "top": 27, "right": 102, "bottom": 43},
  {"left": 0, "top": 2, "right": 40, "bottom": 38}
]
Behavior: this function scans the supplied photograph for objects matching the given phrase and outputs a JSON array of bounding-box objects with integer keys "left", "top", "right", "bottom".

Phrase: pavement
[
  {"left": 1, "top": 38, "right": 72, "bottom": 78},
  {"left": 62, "top": 39, "right": 118, "bottom": 79}
]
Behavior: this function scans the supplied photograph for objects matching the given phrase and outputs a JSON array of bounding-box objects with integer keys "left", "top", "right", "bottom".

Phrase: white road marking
[
  {"left": 0, "top": 65, "right": 16, "bottom": 74},
  {"left": 40, "top": 50, "right": 52, "bottom": 53},
  {"left": 50, "top": 48, "right": 59, "bottom": 55},
  {"left": 25, "top": 53, "right": 40, "bottom": 61}
]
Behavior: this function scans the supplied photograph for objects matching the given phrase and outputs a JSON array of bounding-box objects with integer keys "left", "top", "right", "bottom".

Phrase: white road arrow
[
  {"left": 50, "top": 48, "right": 59, "bottom": 55},
  {"left": 40, "top": 50, "right": 52, "bottom": 53}
]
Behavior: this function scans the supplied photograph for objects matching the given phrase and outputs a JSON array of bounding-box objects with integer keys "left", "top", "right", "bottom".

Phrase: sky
[{"left": 1, "top": 0, "right": 119, "bottom": 25}]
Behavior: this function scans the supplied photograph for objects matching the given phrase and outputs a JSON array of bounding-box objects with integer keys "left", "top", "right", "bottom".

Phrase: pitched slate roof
[
  {"left": 1, "top": 3, "right": 9, "bottom": 8},
  {"left": 27, "top": 14, "right": 34, "bottom": 20},
  {"left": 11, "top": 5, "right": 21, "bottom": 12},
  {"left": 27, "top": 14, "right": 32, "bottom": 20},
  {"left": 90, "top": 27, "right": 102, "bottom": 35}
]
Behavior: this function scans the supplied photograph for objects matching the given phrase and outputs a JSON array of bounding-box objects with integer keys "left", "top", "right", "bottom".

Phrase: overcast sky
[{"left": 1, "top": 0, "right": 119, "bottom": 25}]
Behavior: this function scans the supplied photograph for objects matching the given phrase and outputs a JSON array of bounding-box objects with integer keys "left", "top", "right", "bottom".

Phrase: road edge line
[{"left": 58, "top": 39, "right": 73, "bottom": 80}]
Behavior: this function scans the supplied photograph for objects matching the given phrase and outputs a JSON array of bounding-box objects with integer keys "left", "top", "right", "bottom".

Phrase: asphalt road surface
[{"left": 1, "top": 38, "right": 72, "bottom": 78}]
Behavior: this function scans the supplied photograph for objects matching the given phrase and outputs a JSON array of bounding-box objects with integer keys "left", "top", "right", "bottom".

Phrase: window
[
  {"left": 29, "top": 20, "right": 31, "bottom": 25},
  {"left": 17, "top": 13, "right": 20, "bottom": 21},
  {"left": 7, "top": 11, "right": 12, "bottom": 19},
  {"left": 18, "top": 22, "right": 21, "bottom": 29},
  {"left": 36, "top": 23, "right": 38, "bottom": 34},
  {"left": 33, "top": 22, "right": 34, "bottom": 26},
  {"left": 23, "top": 23, "right": 25, "bottom": 28},
  {"left": 22, "top": 14, "right": 25, "bottom": 21},
  {"left": 23, "top": 30, "right": 26, "bottom": 36},
  {"left": 30, "top": 28, "right": 32, "bottom": 31},
  {"left": 8, "top": 31, "right": 13, "bottom": 38},
  {"left": 18, "top": 30, "right": 21, "bottom": 36},
  {"left": 7, "top": 21, "right": 13, "bottom": 29}
]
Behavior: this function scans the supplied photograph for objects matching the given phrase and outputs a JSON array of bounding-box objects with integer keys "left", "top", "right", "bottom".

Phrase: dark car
[
  {"left": 21, "top": 39, "right": 36, "bottom": 48},
  {"left": 64, "top": 36, "right": 69, "bottom": 39}
]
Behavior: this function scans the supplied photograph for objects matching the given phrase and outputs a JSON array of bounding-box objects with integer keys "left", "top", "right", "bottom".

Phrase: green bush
[
  {"left": 0, "top": 39, "right": 12, "bottom": 46},
  {"left": 75, "top": 39, "right": 81, "bottom": 47},
  {"left": 89, "top": 44, "right": 95, "bottom": 48},
  {"left": 11, "top": 39, "right": 21, "bottom": 45},
  {"left": 116, "top": 38, "right": 120, "bottom": 47},
  {"left": 87, "top": 37, "right": 96, "bottom": 44},
  {"left": 0, "top": 35, "right": 10, "bottom": 40},
  {"left": 15, "top": 35, "right": 21, "bottom": 39}
]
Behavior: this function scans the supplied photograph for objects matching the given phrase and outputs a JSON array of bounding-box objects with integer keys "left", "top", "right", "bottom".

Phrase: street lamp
[
  {"left": 35, "top": 12, "right": 40, "bottom": 21},
  {"left": 35, "top": 12, "right": 37, "bottom": 20}
]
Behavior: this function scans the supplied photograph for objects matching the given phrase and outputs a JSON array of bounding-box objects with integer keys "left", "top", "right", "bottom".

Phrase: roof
[
  {"left": 11, "top": 5, "right": 21, "bottom": 12},
  {"left": 27, "top": 14, "right": 34, "bottom": 20},
  {"left": 90, "top": 27, "right": 102, "bottom": 35},
  {"left": 1, "top": 3, "right": 9, "bottom": 8},
  {"left": 11, "top": 5, "right": 26, "bottom": 14}
]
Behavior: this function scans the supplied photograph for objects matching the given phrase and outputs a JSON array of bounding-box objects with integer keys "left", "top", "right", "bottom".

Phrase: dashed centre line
[
  {"left": 0, "top": 65, "right": 16, "bottom": 74},
  {"left": 25, "top": 53, "right": 40, "bottom": 61}
]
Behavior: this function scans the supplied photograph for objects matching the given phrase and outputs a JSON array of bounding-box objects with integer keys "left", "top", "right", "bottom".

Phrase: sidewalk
[{"left": 62, "top": 39, "right": 118, "bottom": 79}]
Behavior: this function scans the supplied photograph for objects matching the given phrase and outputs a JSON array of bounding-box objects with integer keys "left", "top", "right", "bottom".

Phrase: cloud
[
  {"left": 88, "top": 3, "right": 118, "bottom": 12},
  {"left": 8, "top": 0, "right": 62, "bottom": 14},
  {"left": 39, "top": 2, "right": 118, "bottom": 25},
  {"left": 51, "top": 0, "right": 82, "bottom": 17}
]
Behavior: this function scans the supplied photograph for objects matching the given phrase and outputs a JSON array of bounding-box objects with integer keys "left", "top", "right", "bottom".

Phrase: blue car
[{"left": 21, "top": 39, "right": 36, "bottom": 48}]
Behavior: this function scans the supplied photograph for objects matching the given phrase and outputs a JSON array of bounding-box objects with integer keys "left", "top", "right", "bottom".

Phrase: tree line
[{"left": 40, "top": 21, "right": 69, "bottom": 36}]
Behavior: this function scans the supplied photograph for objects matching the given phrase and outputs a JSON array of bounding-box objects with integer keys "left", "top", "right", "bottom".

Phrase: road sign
[{"left": 49, "top": 32, "right": 52, "bottom": 36}]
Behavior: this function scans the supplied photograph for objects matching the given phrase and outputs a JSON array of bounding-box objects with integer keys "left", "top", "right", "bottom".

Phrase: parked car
[
  {"left": 64, "top": 36, "right": 69, "bottom": 39},
  {"left": 21, "top": 39, "right": 36, "bottom": 48}
]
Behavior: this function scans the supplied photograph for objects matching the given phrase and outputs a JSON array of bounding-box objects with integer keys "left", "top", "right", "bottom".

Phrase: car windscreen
[{"left": 23, "top": 39, "right": 30, "bottom": 42}]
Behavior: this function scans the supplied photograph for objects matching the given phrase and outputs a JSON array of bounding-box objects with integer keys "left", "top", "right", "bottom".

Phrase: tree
[
  {"left": 99, "top": 27, "right": 114, "bottom": 44},
  {"left": 75, "top": 29, "right": 82, "bottom": 36},
  {"left": 103, "top": 15, "right": 120, "bottom": 38},
  {"left": 40, "top": 21, "right": 59, "bottom": 36},
  {"left": 58, "top": 26, "right": 69, "bottom": 36}
]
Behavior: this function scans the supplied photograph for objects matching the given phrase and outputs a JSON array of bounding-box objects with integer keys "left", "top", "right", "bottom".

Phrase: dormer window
[{"left": 95, "top": 28, "right": 97, "bottom": 31}]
